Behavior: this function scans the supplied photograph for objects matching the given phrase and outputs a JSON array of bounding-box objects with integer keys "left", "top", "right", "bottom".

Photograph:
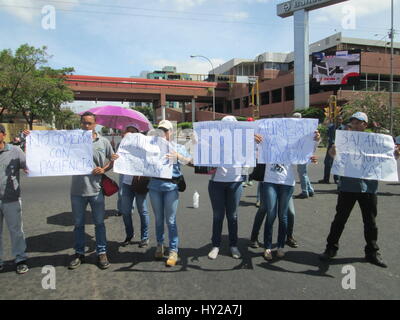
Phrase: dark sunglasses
[{"left": 81, "top": 121, "right": 95, "bottom": 125}]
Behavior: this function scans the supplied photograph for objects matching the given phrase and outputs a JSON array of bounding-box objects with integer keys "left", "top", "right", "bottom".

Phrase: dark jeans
[
  {"left": 323, "top": 147, "right": 338, "bottom": 183},
  {"left": 250, "top": 192, "right": 295, "bottom": 241},
  {"left": 208, "top": 181, "right": 243, "bottom": 247},
  {"left": 326, "top": 192, "right": 379, "bottom": 255}
]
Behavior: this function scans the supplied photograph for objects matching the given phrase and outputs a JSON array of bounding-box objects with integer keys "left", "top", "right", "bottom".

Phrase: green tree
[
  {"left": 342, "top": 91, "right": 400, "bottom": 136},
  {"left": 0, "top": 44, "right": 74, "bottom": 129},
  {"left": 131, "top": 105, "right": 154, "bottom": 122},
  {"left": 296, "top": 107, "right": 325, "bottom": 123},
  {"left": 55, "top": 108, "right": 80, "bottom": 129}
]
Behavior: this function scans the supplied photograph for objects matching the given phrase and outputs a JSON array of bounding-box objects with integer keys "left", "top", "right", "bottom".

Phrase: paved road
[{"left": 0, "top": 148, "right": 399, "bottom": 300}]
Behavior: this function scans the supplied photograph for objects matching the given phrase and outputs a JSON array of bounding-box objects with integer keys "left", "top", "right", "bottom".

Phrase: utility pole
[{"left": 389, "top": 0, "right": 394, "bottom": 135}]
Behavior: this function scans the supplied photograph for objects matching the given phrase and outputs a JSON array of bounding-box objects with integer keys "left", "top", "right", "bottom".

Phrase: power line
[{"left": 0, "top": 2, "right": 395, "bottom": 33}]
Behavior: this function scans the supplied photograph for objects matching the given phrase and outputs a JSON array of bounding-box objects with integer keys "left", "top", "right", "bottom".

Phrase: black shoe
[
  {"left": 365, "top": 252, "right": 387, "bottom": 268},
  {"left": 98, "top": 253, "right": 110, "bottom": 270},
  {"left": 294, "top": 193, "right": 309, "bottom": 199},
  {"left": 139, "top": 239, "right": 150, "bottom": 248},
  {"left": 69, "top": 254, "right": 85, "bottom": 270},
  {"left": 319, "top": 249, "right": 337, "bottom": 261},
  {"left": 121, "top": 236, "right": 133, "bottom": 246},
  {"left": 309, "top": 192, "right": 315, "bottom": 197},
  {"left": 286, "top": 237, "right": 298, "bottom": 248},
  {"left": 249, "top": 240, "right": 261, "bottom": 248},
  {"left": 115, "top": 212, "right": 122, "bottom": 216},
  {"left": 318, "top": 179, "right": 330, "bottom": 184},
  {"left": 0, "top": 264, "right": 3, "bottom": 272},
  {"left": 16, "top": 261, "right": 29, "bottom": 274}
]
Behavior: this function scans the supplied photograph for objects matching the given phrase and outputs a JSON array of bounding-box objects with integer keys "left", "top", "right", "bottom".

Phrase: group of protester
[{"left": 0, "top": 110, "right": 399, "bottom": 274}]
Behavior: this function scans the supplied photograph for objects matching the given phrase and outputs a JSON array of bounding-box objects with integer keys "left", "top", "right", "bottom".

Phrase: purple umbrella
[{"left": 80, "top": 105, "right": 153, "bottom": 132}]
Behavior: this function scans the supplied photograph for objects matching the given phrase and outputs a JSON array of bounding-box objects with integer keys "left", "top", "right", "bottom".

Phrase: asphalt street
[{"left": 0, "top": 147, "right": 399, "bottom": 300}]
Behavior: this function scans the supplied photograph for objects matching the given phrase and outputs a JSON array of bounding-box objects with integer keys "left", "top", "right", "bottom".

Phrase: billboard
[{"left": 312, "top": 50, "right": 361, "bottom": 86}]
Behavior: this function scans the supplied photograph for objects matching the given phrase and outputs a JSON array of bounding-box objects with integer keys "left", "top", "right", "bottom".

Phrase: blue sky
[{"left": 1, "top": 0, "right": 398, "bottom": 111}]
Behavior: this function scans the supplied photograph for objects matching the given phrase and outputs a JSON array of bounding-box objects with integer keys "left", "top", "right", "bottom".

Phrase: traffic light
[
  {"left": 334, "top": 106, "right": 342, "bottom": 118},
  {"left": 324, "top": 107, "right": 332, "bottom": 121}
]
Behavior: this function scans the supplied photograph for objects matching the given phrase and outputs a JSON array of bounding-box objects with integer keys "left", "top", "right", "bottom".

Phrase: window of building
[
  {"left": 261, "top": 91, "right": 270, "bottom": 105},
  {"left": 264, "top": 62, "right": 289, "bottom": 72},
  {"left": 234, "top": 98, "right": 240, "bottom": 109},
  {"left": 271, "top": 89, "right": 282, "bottom": 103},
  {"left": 243, "top": 96, "right": 249, "bottom": 108},
  {"left": 284, "top": 86, "right": 294, "bottom": 101}
]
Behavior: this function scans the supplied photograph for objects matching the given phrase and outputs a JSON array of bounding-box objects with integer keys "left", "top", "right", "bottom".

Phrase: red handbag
[{"left": 101, "top": 175, "right": 119, "bottom": 197}]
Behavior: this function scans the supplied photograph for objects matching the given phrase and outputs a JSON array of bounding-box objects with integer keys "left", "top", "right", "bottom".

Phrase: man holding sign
[
  {"left": 0, "top": 124, "right": 29, "bottom": 274},
  {"left": 320, "top": 112, "right": 400, "bottom": 268},
  {"left": 68, "top": 112, "right": 116, "bottom": 270}
]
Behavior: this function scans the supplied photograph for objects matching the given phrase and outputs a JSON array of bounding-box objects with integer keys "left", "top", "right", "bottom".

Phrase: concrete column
[
  {"left": 161, "top": 106, "right": 166, "bottom": 121},
  {"left": 294, "top": 9, "right": 309, "bottom": 110},
  {"left": 160, "top": 93, "right": 167, "bottom": 120},
  {"left": 191, "top": 98, "right": 196, "bottom": 123},
  {"left": 181, "top": 102, "right": 186, "bottom": 123}
]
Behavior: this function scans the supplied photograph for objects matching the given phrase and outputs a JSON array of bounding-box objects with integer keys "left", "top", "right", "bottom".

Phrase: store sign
[{"left": 277, "top": 0, "right": 348, "bottom": 18}]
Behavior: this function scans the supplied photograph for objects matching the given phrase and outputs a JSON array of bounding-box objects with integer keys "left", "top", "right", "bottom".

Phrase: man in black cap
[{"left": 0, "top": 124, "right": 29, "bottom": 274}]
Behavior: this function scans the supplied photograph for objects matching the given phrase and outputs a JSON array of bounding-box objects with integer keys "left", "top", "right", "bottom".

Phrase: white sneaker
[
  {"left": 277, "top": 248, "right": 285, "bottom": 258},
  {"left": 208, "top": 247, "right": 220, "bottom": 260},
  {"left": 230, "top": 247, "right": 241, "bottom": 259},
  {"left": 264, "top": 249, "right": 273, "bottom": 261}
]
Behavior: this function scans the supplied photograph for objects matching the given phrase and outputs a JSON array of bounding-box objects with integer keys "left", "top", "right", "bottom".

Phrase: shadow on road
[
  {"left": 377, "top": 192, "right": 400, "bottom": 197},
  {"left": 46, "top": 210, "right": 117, "bottom": 227},
  {"left": 26, "top": 231, "right": 95, "bottom": 253},
  {"left": 112, "top": 236, "right": 264, "bottom": 273},
  {"left": 258, "top": 250, "right": 367, "bottom": 278},
  {"left": 239, "top": 200, "right": 258, "bottom": 207}
]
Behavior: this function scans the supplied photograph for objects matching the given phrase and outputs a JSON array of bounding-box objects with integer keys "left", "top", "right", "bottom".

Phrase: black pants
[
  {"left": 326, "top": 192, "right": 379, "bottom": 255},
  {"left": 323, "top": 147, "right": 338, "bottom": 183}
]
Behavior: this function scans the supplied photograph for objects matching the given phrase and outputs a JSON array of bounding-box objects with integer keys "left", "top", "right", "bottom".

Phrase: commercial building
[{"left": 215, "top": 32, "right": 400, "bottom": 118}]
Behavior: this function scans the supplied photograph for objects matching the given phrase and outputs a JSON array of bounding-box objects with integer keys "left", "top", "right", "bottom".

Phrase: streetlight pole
[
  {"left": 190, "top": 55, "right": 216, "bottom": 120},
  {"left": 389, "top": 0, "right": 394, "bottom": 135}
]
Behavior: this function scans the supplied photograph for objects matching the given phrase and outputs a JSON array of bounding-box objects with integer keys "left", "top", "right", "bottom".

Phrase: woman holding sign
[
  {"left": 257, "top": 130, "right": 320, "bottom": 261},
  {"left": 148, "top": 120, "right": 192, "bottom": 267},
  {"left": 207, "top": 116, "right": 263, "bottom": 260}
]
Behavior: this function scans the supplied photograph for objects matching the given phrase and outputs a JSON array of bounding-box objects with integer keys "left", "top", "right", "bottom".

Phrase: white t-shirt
[
  {"left": 264, "top": 164, "right": 296, "bottom": 186},
  {"left": 212, "top": 167, "right": 245, "bottom": 183}
]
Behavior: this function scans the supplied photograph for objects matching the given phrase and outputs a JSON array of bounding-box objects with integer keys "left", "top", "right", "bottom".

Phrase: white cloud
[
  {"left": 0, "top": 0, "right": 37, "bottom": 22},
  {"left": 225, "top": 11, "right": 249, "bottom": 21},
  {"left": 150, "top": 58, "right": 226, "bottom": 74},
  {"left": 0, "top": 0, "right": 93, "bottom": 23},
  {"left": 159, "top": 0, "right": 207, "bottom": 11},
  {"left": 313, "top": 0, "right": 392, "bottom": 23}
]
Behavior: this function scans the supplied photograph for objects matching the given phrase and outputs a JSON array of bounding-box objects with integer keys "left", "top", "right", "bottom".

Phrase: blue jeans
[
  {"left": 250, "top": 189, "right": 296, "bottom": 242},
  {"left": 261, "top": 183, "right": 294, "bottom": 249},
  {"left": 117, "top": 174, "right": 123, "bottom": 213},
  {"left": 208, "top": 181, "right": 243, "bottom": 247},
  {"left": 149, "top": 189, "right": 179, "bottom": 252},
  {"left": 121, "top": 183, "right": 149, "bottom": 241},
  {"left": 297, "top": 164, "right": 314, "bottom": 196},
  {"left": 287, "top": 197, "right": 295, "bottom": 238},
  {"left": 0, "top": 200, "right": 27, "bottom": 265},
  {"left": 256, "top": 182, "right": 261, "bottom": 202},
  {"left": 71, "top": 193, "right": 106, "bottom": 255}
]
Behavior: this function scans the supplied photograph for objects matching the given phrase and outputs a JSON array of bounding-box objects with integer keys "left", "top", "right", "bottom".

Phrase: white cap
[
  {"left": 221, "top": 115, "right": 237, "bottom": 122},
  {"left": 158, "top": 120, "right": 173, "bottom": 131},
  {"left": 350, "top": 112, "right": 368, "bottom": 123},
  {"left": 292, "top": 112, "right": 302, "bottom": 118}
]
